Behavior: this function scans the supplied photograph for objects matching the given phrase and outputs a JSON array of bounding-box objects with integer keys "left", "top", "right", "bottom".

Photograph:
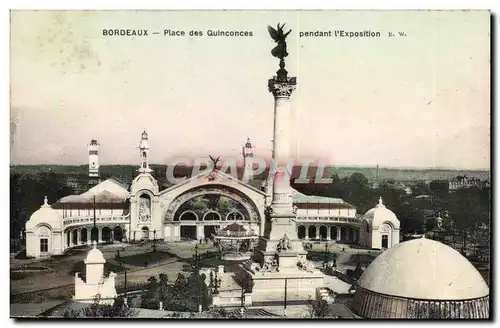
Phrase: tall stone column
[
  {"left": 266, "top": 72, "right": 298, "bottom": 242},
  {"left": 77, "top": 229, "right": 81, "bottom": 245},
  {"left": 337, "top": 227, "right": 341, "bottom": 241},
  {"left": 255, "top": 65, "right": 303, "bottom": 263}
]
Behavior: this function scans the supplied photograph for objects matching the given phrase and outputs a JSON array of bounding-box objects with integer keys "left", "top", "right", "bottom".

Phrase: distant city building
[
  {"left": 449, "top": 175, "right": 489, "bottom": 191},
  {"left": 352, "top": 237, "right": 489, "bottom": 318}
]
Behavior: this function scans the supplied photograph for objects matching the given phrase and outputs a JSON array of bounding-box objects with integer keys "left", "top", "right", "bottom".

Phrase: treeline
[
  {"left": 10, "top": 172, "right": 74, "bottom": 251},
  {"left": 292, "top": 173, "right": 491, "bottom": 253}
]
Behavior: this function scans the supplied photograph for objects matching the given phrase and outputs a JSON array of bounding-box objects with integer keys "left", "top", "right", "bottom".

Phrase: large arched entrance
[
  {"left": 308, "top": 226, "right": 317, "bottom": 239},
  {"left": 91, "top": 227, "right": 98, "bottom": 242},
  {"left": 297, "top": 225, "right": 306, "bottom": 239},
  {"left": 102, "top": 227, "right": 111, "bottom": 242},
  {"left": 80, "top": 228, "right": 88, "bottom": 244},
  {"left": 319, "top": 226, "right": 328, "bottom": 240},
  {"left": 71, "top": 230, "right": 78, "bottom": 246},
  {"left": 165, "top": 184, "right": 261, "bottom": 223},
  {"left": 331, "top": 226, "right": 338, "bottom": 241},
  {"left": 113, "top": 226, "right": 123, "bottom": 242},
  {"left": 162, "top": 183, "right": 264, "bottom": 242}
]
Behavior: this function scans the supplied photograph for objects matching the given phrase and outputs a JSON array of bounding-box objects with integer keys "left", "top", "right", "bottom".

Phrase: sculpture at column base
[{"left": 234, "top": 22, "right": 325, "bottom": 303}]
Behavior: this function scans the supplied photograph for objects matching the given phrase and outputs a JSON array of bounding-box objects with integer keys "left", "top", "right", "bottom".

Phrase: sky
[{"left": 10, "top": 10, "right": 491, "bottom": 170}]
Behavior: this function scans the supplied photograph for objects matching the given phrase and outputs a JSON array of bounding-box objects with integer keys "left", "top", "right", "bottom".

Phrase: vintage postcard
[{"left": 10, "top": 10, "right": 490, "bottom": 319}]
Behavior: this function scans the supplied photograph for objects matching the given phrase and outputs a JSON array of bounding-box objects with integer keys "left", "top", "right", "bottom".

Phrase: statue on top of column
[{"left": 267, "top": 23, "right": 292, "bottom": 61}]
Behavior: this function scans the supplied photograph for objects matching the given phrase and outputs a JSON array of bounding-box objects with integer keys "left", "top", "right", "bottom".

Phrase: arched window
[
  {"left": 204, "top": 212, "right": 222, "bottom": 221},
  {"left": 180, "top": 211, "right": 198, "bottom": 221},
  {"left": 138, "top": 194, "right": 152, "bottom": 222}
]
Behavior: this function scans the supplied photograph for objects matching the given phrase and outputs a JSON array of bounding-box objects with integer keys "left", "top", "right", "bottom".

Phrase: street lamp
[
  {"left": 153, "top": 229, "right": 157, "bottom": 252},
  {"left": 283, "top": 278, "right": 288, "bottom": 316},
  {"left": 324, "top": 242, "right": 329, "bottom": 268},
  {"left": 120, "top": 262, "right": 128, "bottom": 300},
  {"left": 240, "top": 276, "right": 247, "bottom": 309}
]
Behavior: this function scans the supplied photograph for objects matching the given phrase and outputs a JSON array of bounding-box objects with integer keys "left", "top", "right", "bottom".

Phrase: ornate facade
[{"left": 24, "top": 132, "right": 400, "bottom": 258}]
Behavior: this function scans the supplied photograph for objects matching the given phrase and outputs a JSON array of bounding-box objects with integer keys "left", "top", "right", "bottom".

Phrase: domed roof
[
  {"left": 363, "top": 197, "right": 400, "bottom": 229},
  {"left": 358, "top": 237, "right": 489, "bottom": 300},
  {"left": 131, "top": 173, "right": 159, "bottom": 194},
  {"left": 84, "top": 242, "right": 106, "bottom": 264},
  {"left": 26, "top": 196, "right": 62, "bottom": 231}
]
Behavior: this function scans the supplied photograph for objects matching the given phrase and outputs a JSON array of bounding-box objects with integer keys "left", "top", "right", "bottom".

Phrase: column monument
[{"left": 238, "top": 23, "right": 324, "bottom": 302}]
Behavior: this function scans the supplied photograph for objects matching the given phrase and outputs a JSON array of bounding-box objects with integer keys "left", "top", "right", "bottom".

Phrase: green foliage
[
  {"left": 60, "top": 296, "right": 136, "bottom": 318},
  {"left": 429, "top": 180, "right": 450, "bottom": 197},
  {"left": 140, "top": 272, "right": 210, "bottom": 312},
  {"left": 10, "top": 172, "right": 74, "bottom": 245},
  {"left": 219, "top": 199, "right": 229, "bottom": 212},
  {"left": 425, "top": 217, "right": 438, "bottom": 231},
  {"left": 307, "top": 297, "right": 330, "bottom": 318},
  {"left": 411, "top": 182, "right": 431, "bottom": 196}
]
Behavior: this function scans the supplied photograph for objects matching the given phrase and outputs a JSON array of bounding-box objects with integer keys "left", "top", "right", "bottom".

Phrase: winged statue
[
  {"left": 267, "top": 23, "right": 292, "bottom": 61},
  {"left": 209, "top": 155, "right": 221, "bottom": 171}
]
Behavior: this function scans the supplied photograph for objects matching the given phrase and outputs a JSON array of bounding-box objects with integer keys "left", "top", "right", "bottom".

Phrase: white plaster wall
[{"left": 371, "top": 229, "right": 381, "bottom": 249}]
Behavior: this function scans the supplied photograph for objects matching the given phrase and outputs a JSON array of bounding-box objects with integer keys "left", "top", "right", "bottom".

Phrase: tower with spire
[
  {"left": 88, "top": 139, "right": 100, "bottom": 186},
  {"left": 242, "top": 137, "right": 254, "bottom": 182},
  {"left": 138, "top": 130, "right": 152, "bottom": 174}
]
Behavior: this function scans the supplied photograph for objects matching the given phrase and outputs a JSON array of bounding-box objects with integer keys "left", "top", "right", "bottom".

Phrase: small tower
[
  {"left": 242, "top": 137, "right": 254, "bottom": 182},
  {"left": 74, "top": 241, "right": 117, "bottom": 304},
  {"left": 88, "top": 139, "right": 100, "bottom": 186},
  {"left": 138, "top": 130, "right": 152, "bottom": 174}
]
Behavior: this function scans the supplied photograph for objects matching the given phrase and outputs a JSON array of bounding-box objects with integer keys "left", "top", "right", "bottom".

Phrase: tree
[
  {"left": 394, "top": 202, "right": 424, "bottom": 234},
  {"left": 158, "top": 273, "right": 170, "bottom": 304},
  {"left": 61, "top": 295, "right": 136, "bottom": 318},
  {"left": 425, "top": 217, "right": 438, "bottom": 231},
  {"left": 448, "top": 187, "right": 484, "bottom": 254},
  {"left": 429, "top": 180, "right": 449, "bottom": 197},
  {"left": 307, "top": 297, "right": 330, "bottom": 318},
  {"left": 141, "top": 276, "right": 159, "bottom": 309}
]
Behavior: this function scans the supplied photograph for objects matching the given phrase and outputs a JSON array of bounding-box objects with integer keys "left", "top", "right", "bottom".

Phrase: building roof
[
  {"left": 357, "top": 237, "right": 489, "bottom": 301},
  {"left": 290, "top": 190, "right": 357, "bottom": 209},
  {"left": 26, "top": 196, "right": 63, "bottom": 231},
  {"left": 362, "top": 197, "right": 400, "bottom": 229},
  {"left": 53, "top": 178, "right": 130, "bottom": 208}
]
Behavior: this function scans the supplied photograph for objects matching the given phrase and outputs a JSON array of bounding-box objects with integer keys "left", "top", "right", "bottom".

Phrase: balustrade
[{"left": 63, "top": 214, "right": 130, "bottom": 227}]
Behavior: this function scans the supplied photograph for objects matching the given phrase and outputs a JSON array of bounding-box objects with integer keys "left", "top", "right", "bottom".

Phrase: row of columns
[
  {"left": 297, "top": 224, "right": 360, "bottom": 242},
  {"left": 65, "top": 226, "right": 123, "bottom": 248}
]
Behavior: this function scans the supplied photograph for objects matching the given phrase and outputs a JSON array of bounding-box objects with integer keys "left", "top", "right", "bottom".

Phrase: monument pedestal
[
  {"left": 234, "top": 36, "right": 324, "bottom": 303},
  {"left": 237, "top": 250, "right": 324, "bottom": 301}
]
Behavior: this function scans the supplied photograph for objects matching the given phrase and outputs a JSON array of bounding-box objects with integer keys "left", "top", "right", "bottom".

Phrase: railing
[
  {"left": 295, "top": 216, "right": 362, "bottom": 224},
  {"left": 63, "top": 214, "right": 130, "bottom": 227}
]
